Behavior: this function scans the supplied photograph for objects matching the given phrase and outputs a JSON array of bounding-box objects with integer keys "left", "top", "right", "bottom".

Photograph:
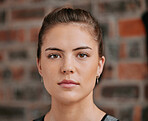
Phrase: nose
[{"left": 60, "top": 57, "right": 75, "bottom": 74}]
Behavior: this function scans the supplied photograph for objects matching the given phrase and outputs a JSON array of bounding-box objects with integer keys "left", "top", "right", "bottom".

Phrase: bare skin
[
  {"left": 37, "top": 23, "right": 105, "bottom": 121},
  {"left": 45, "top": 92, "right": 105, "bottom": 121}
]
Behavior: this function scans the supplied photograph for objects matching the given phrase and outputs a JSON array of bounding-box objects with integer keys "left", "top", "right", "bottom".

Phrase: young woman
[{"left": 34, "top": 7, "right": 119, "bottom": 121}]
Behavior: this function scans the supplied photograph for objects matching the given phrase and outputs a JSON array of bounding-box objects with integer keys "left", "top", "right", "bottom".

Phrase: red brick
[
  {"left": 0, "top": 51, "right": 4, "bottom": 61},
  {"left": 118, "top": 63, "right": 147, "bottom": 80},
  {"left": 11, "top": 8, "right": 45, "bottom": 21},
  {"left": 11, "top": 67, "right": 24, "bottom": 80},
  {"left": 119, "top": 42, "right": 126, "bottom": 59},
  {"left": 0, "top": 30, "right": 16, "bottom": 41},
  {"left": 30, "top": 27, "right": 40, "bottom": 42},
  {"left": 102, "top": 65, "right": 113, "bottom": 79},
  {"left": 0, "top": 29, "right": 24, "bottom": 42},
  {"left": 17, "top": 29, "right": 24, "bottom": 42},
  {"left": 133, "top": 106, "right": 142, "bottom": 121},
  {"left": 119, "top": 18, "right": 146, "bottom": 37}
]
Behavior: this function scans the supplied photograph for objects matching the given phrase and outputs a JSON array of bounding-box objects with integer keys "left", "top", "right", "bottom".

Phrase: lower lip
[{"left": 58, "top": 83, "right": 79, "bottom": 88}]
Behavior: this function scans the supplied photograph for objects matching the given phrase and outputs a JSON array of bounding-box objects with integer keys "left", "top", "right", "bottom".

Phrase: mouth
[{"left": 57, "top": 79, "right": 80, "bottom": 88}]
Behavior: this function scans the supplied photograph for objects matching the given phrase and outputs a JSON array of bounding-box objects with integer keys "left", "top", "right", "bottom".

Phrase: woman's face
[{"left": 37, "top": 23, "right": 105, "bottom": 104}]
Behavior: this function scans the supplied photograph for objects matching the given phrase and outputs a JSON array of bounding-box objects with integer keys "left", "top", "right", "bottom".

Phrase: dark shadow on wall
[
  {"left": 142, "top": 9, "right": 148, "bottom": 121},
  {"left": 142, "top": 10, "right": 148, "bottom": 62}
]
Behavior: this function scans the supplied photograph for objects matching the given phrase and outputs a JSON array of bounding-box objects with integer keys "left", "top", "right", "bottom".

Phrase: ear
[
  {"left": 36, "top": 58, "right": 43, "bottom": 77},
  {"left": 97, "top": 56, "right": 105, "bottom": 77}
]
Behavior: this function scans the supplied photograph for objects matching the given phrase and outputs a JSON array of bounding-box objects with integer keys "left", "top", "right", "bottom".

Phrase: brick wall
[{"left": 0, "top": 0, "right": 147, "bottom": 121}]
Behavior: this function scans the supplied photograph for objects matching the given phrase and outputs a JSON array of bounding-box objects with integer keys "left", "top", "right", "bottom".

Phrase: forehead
[
  {"left": 45, "top": 22, "right": 92, "bottom": 36},
  {"left": 43, "top": 23, "right": 98, "bottom": 47}
]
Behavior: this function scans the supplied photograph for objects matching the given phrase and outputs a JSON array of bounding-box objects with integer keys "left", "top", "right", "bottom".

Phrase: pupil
[{"left": 81, "top": 54, "right": 84, "bottom": 57}]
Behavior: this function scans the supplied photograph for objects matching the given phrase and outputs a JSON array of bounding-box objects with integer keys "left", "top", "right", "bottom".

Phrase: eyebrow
[
  {"left": 45, "top": 46, "right": 92, "bottom": 52},
  {"left": 72, "top": 46, "right": 92, "bottom": 51},
  {"left": 45, "top": 47, "right": 64, "bottom": 52}
]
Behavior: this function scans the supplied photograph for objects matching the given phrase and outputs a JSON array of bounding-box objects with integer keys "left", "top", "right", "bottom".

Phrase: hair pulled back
[{"left": 37, "top": 7, "right": 103, "bottom": 59}]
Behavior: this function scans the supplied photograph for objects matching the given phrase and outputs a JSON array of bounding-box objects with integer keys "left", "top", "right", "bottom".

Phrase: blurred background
[{"left": 0, "top": 0, "right": 147, "bottom": 121}]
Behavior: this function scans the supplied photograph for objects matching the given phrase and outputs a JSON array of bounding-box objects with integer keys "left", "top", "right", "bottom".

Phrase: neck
[{"left": 45, "top": 91, "right": 104, "bottom": 121}]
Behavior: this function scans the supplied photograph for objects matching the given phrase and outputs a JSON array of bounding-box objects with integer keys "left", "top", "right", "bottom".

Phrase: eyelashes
[
  {"left": 47, "top": 52, "right": 90, "bottom": 59},
  {"left": 77, "top": 52, "right": 90, "bottom": 59},
  {"left": 47, "top": 53, "right": 61, "bottom": 59}
]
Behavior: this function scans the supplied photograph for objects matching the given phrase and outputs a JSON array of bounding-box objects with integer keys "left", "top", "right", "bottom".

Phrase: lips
[{"left": 57, "top": 79, "right": 80, "bottom": 88}]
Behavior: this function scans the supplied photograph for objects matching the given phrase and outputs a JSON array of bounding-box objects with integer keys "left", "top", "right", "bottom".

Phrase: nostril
[
  {"left": 63, "top": 71, "right": 66, "bottom": 73},
  {"left": 62, "top": 70, "right": 73, "bottom": 74}
]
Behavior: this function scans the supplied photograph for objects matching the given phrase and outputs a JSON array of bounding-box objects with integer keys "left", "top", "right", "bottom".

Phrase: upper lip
[{"left": 57, "top": 79, "right": 80, "bottom": 85}]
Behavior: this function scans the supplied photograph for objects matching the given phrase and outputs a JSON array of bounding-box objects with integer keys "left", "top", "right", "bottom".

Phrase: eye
[
  {"left": 48, "top": 53, "right": 61, "bottom": 59},
  {"left": 77, "top": 53, "right": 89, "bottom": 59}
]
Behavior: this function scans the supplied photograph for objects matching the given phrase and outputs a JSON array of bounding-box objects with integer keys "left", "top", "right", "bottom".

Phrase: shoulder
[
  {"left": 101, "top": 114, "right": 119, "bottom": 121},
  {"left": 33, "top": 115, "right": 45, "bottom": 121}
]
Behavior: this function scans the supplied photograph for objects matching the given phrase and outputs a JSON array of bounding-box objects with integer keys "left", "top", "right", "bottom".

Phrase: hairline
[{"left": 41, "top": 22, "right": 98, "bottom": 44}]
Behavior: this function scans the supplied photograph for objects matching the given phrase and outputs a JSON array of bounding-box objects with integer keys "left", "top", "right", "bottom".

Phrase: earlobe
[{"left": 36, "top": 58, "right": 43, "bottom": 76}]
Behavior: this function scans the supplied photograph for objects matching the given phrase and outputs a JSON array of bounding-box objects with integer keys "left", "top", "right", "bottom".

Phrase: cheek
[
  {"left": 41, "top": 60, "right": 59, "bottom": 76},
  {"left": 42, "top": 65, "right": 58, "bottom": 95},
  {"left": 79, "top": 63, "right": 98, "bottom": 96},
  {"left": 84, "top": 60, "right": 98, "bottom": 75},
  {"left": 41, "top": 60, "right": 61, "bottom": 79},
  {"left": 80, "top": 60, "right": 98, "bottom": 85}
]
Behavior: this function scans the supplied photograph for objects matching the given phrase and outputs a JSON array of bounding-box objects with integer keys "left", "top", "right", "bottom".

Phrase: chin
[{"left": 53, "top": 93, "right": 83, "bottom": 105}]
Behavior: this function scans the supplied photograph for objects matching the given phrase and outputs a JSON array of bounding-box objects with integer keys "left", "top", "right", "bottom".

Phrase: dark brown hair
[{"left": 37, "top": 7, "right": 103, "bottom": 59}]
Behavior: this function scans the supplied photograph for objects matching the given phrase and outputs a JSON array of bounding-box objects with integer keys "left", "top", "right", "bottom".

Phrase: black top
[{"left": 33, "top": 114, "right": 119, "bottom": 121}]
